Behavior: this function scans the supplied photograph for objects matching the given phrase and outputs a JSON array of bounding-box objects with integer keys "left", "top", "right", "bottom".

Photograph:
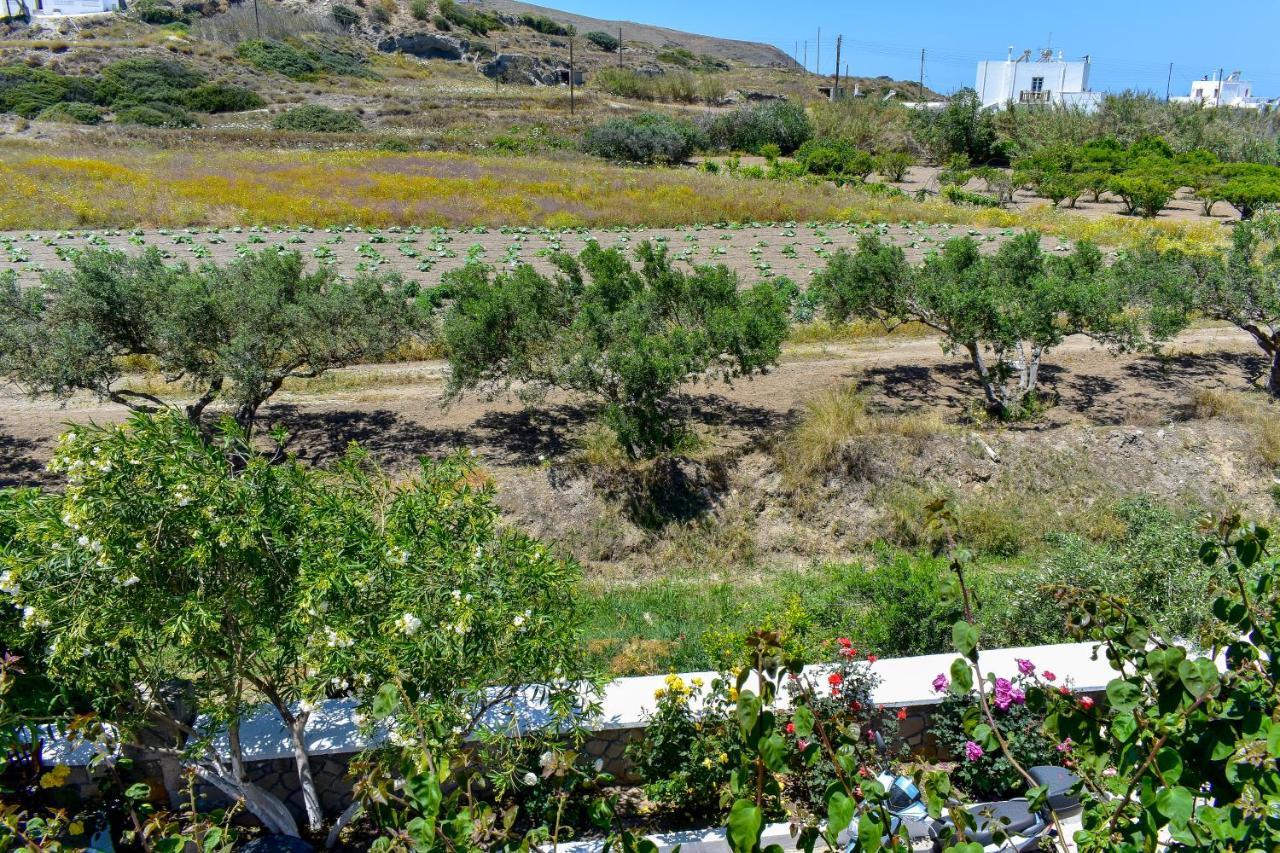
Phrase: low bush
[
  {"left": 1110, "top": 173, "right": 1175, "bottom": 217},
  {"left": 875, "top": 150, "right": 915, "bottom": 181},
  {"left": 701, "top": 100, "right": 812, "bottom": 155},
  {"left": 931, "top": 666, "right": 1059, "bottom": 800},
  {"left": 95, "top": 56, "right": 204, "bottom": 106},
  {"left": 271, "top": 104, "right": 363, "bottom": 132},
  {"left": 236, "top": 37, "right": 373, "bottom": 79},
  {"left": 436, "top": 0, "right": 502, "bottom": 35},
  {"left": 181, "top": 82, "right": 264, "bottom": 113},
  {"left": 581, "top": 112, "right": 705, "bottom": 164},
  {"left": 332, "top": 3, "right": 359, "bottom": 26},
  {"left": 518, "top": 13, "right": 572, "bottom": 36},
  {"left": 114, "top": 101, "right": 197, "bottom": 128},
  {"left": 795, "top": 137, "right": 874, "bottom": 181},
  {"left": 408, "top": 0, "right": 430, "bottom": 21},
  {"left": 236, "top": 38, "right": 317, "bottom": 77},
  {"left": 35, "top": 101, "right": 104, "bottom": 124},
  {"left": 585, "top": 30, "right": 619, "bottom": 52}
]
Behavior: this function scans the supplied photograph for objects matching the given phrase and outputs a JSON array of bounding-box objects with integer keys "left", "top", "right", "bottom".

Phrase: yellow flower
[
  {"left": 69, "top": 822, "right": 84, "bottom": 836},
  {"left": 663, "top": 674, "right": 688, "bottom": 695},
  {"left": 39, "top": 764, "right": 71, "bottom": 788},
  {"left": 701, "top": 757, "right": 714, "bottom": 770},
  {"left": 717, "top": 752, "right": 729, "bottom": 765},
  {"left": 690, "top": 677, "right": 704, "bottom": 688},
  {"left": 653, "top": 687, "right": 667, "bottom": 700},
  {"left": 728, "top": 687, "right": 739, "bottom": 701}
]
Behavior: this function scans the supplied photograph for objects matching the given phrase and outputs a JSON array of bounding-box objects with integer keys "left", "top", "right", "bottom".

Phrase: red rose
[
  {"left": 828, "top": 672, "right": 844, "bottom": 687},
  {"left": 867, "top": 654, "right": 878, "bottom": 663},
  {"left": 896, "top": 708, "right": 907, "bottom": 721},
  {"left": 1080, "top": 696, "right": 1095, "bottom": 710},
  {"left": 851, "top": 701, "right": 862, "bottom": 712},
  {"left": 1059, "top": 686, "right": 1071, "bottom": 695},
  {"left": 1042, "top": 670, "right": 1057, "bottom": 682},
  {"left": 837, "top": 637, "right": 852, "bottom": 648},
  {"left": 785, "top": 721, "right": 795, "bottom": 735}
]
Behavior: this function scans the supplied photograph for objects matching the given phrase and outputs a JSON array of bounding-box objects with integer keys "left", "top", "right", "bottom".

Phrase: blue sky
[{"left": 546, "top": 0, "right": 1280, "bottom": 97}]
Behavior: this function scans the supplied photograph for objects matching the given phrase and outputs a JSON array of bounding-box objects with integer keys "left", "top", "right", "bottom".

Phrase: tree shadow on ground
[
  {"left": 472, "top": 403, "right": 592, "bottom": 467},
  {"left": 266, "top": 406, "right": 471, "bottom": 469},
  {"left": 0, "top": 431, "right": 49, "bottom": 488}
]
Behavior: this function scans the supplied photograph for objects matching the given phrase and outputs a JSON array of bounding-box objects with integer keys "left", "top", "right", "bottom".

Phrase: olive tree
[
  {"left": 812, "top": 232, "right": 1170, "bottom": 416},
  {"left": 0, "top": 412, "right": 590, "bottom": 838},
  {"left": 0, "top": 248, "right": 419, "bottom": 438},
  {"left": 441, "top": 242, "right": 789, "bottom": 458}
]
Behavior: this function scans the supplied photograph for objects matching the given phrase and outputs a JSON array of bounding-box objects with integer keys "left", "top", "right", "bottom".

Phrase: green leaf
[
  {"left": 1177, "top": 659, "right": 1218, "bottom": 698},
  {"left": 759, "top": 733, "right": 788, "bottom": 773},
  {"left": 949, "top": 657, "right": 973, "bottom": 693},
  {"left": 125, "top": 782, "right": 152, "bottom": 801},
  {"left": 855, "top": 812, "right": 883, "bottom": 852},
  {"left": 791, "top": 705, "right": 814, "bottom": 739},
  {"left": 1111, "top": 712, "right": 1137, "bottom": 742},
  {"left": 736, "top": 690, "right": 761, "bottom": 735},
  {"left": 1155, "top": 747, "right": 1184, "bottom": 784},
  {"left": 1156, "top": 786, "right": 1195, "bottom": 827},
  {"left": 727, "top": 799, "right": 764, "bottom": 853},
  {"left": 1106, "top": 678, "right": 1142, "bottom": 713},
  {"left": 951, "top": 620, "right": 978, "bottom": 658},
  {"left": 371, "top": 682, "right": 399, "bottom": 720},
  {"left": 405, "top": 772, "right": 442, "bottom": 816},
  {"left": 827, "top": 791, "right": 855, "bottom": 835}
]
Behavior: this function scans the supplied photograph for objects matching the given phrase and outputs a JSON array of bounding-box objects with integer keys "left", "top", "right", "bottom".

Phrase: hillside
[{"left": 463, "top": 0, "right": 794, "bottom": 67}]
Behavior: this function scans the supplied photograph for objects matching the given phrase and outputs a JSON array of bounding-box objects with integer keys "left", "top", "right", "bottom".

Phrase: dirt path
[{"left": 1, "top": 324, "right": 1262, "bottom": 487}]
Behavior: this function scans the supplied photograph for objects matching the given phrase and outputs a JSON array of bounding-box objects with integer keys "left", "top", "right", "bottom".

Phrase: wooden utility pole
[
  {"left": 618, "top": 27, "right": 622, "bottom": 66},
  {"left": 569, "top": 37, "right": 576, "bottom": 115},
  {"left": 816, "top": 27, "right": 821, "bottom": 77},
  {"left": 803, "top": 41, "right": 807, "bottom": 73},
  {"left": 1216, "top": 67, "right": 1223, "bottom": 106},
  {"left": 1165, "top": 62, "right": 1173, "bottom": 101},
  {"left": 253, "top": 0, "right": 261, "bottom": 38},
  {"left": 833, "top": 35, "right": 842, "bottom": 100},
  {"left": 918, "top": 49, "right": 926, "bottom": 102}
]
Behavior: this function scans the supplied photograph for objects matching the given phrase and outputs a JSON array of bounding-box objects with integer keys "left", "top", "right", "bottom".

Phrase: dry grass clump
[
  {"left": 786, "top": 319, "right": 932, "bottom": 346},
  {"left": 782, "top": 383, "right": 948, "bottom": 484},
  {"left": 1192, "top": 388, "right": 1280, "bottom": 467}
]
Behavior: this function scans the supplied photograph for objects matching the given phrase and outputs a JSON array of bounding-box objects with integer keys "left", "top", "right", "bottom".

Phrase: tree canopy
[
  {"left": 0, "top": 248, "right": 420, "bottom": 437},
  {"left": 441, "top": 242, "right": 790, "bottom": 458}
]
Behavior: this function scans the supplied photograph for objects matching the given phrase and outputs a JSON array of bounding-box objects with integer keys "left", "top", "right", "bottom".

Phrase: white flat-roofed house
[
  {"left": 976, "top": 47, "right": 1103, "bottom": 113},
  {"left": 1172, "top": 71, "right": 1273, "bottom": 110},
  {"left": 1, "top": 0, "right": 118, "bottom": 19}
]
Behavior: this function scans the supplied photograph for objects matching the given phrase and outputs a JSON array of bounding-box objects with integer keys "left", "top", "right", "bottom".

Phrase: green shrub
[
  {"left": 585, "top": 30, "right": 619, "bottom": 52},
  {"left": 236, "top": 39, "right": 318, "bottom": 78},
  {"left": 332, "top": 3, "right": 360, "bottom": 26},
  {"left": 931, "top": 669, "right": 1059, "bottom": 800},
  {"left": 795, "top": 137, "right": 873, "bottom": 180},
  {"left": 181, "top": 83, "right": 264, "bottom": 113},
  {"left": 1220, "top": 175, "right": 1280, "bottom": 219},
  {"left": 701, "top": 99, "right": 811, "bottom": 154},
  {"left": 95, "top": 56, "right": 204, "bottom": 106},
  {"left": 408, "top": 0, "right": 430, "bottom": 20},
  {"left": 272, "top": 104, "right": 364, "bottom": 132},
  {"left": 114, "top": 101, "right": 197, "bottom": 128},
  {"left": 908, "top": 87, "right": 1001, "bottom": 164},
  {"left": 581, "top": 112, "right": 706, "bottom": 165},
  {"left": 874, "top": 150, "right": 914, "bottom": 181},
  {"left": 1109, "top": 173, "right": 1175, "bottom": 216},
  {"left": 375, "top": 136, "right": 413, "bottom": 152},
  {"left": 518, "top": 13, "right": 572, "bottom": 36},
  {"left": 941, "top": 184, "right": 1002, "bottom": 207},
  {"left": 1, "top": 79, "right": 68, "bottom": 118},
  {"left": 431, "top": 12, "right": 450, "bottom": 30},
  {"left": 436, "top": 0, "right": 501, "bottom": 35},
  {"left": 130, "top": 0, "right": 185, "bottom": 24},
  {"left": 35, "top": 101, "right": 105, "bottom": 124}
]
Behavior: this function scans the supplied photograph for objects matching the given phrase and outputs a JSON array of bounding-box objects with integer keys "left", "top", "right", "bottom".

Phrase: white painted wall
[
  {"left": 976, "top": 54, "right": 1098, "bottom": 112},
  {"left": 31, "top": 0, "right": 117, "bottom": 17}
]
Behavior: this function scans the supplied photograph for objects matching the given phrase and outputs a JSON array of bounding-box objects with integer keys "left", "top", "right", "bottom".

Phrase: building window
[{"left": 1030, "top": 76, "right": 1045, "bottom": 93}]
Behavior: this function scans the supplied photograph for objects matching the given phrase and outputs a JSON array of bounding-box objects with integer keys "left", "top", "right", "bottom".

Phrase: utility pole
[
  {"left": 1165, "top": 62, "right": 1173, "bottom": 101},
  {"left": 803, "top": 41, "right": 807, "bottom": 74},
  {"left": 253, "top": 0, "right": 261, "bottom": 39},
  {"left": 1216, "top": 67, "right": 1223, "bottom": 106},
  {"left": 794, "top": 41, "right": 799, "bottom": 71},
  {"left": 918, "top": 48, "right": 926, "bottom": 102},
  {"left": 816, "top": 27, "right": 821, "bottom": 77},
  {"left": 618, "top": 27, "right": 623, "bottom": 66},
  {"left": 833, "top": 35, "right": 842, "bottom": 100},
  {"left": 569, "top": 37, "right": 575, "bottom": 115}
]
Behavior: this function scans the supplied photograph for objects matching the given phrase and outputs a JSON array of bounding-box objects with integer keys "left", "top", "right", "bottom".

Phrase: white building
[
  {"left": 1172, "top": 71, "right": 1273, "bottom": 110},
  {"left": 976, "top": 48, "right": 1103, "bottom": 113},
  {"left": 1, "top": 0, "right": 117, "bottom": 19}
]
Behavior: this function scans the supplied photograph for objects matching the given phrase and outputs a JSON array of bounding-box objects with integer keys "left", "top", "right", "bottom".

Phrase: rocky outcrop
[
  {"left": 479, "top": 52, "right": 568, "bottom": 86},
  {"left": 377, "top": 31, "right": 470, "bottom": 61}
]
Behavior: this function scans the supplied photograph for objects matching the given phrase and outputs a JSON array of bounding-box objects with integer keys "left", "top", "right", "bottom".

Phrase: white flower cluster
[
  {"left": 512, "top": 609, "right": 533, "bottom": 630},
  {"left": 0, "top": 571, "right": 17, "bottom": 597},
  {"left": 173, "top": 483, "right": 192, "bottom": 507},
  {"left": 323, "top": 627, "right": 354, "bottom": 648},
  {"left": 397, "top": 613, "right": 422, "bottom": 636}
]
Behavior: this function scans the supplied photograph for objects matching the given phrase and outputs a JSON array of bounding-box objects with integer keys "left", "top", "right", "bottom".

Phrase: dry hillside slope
[{"left": 462, "top": 0, "right": 795, "bottom": 66}]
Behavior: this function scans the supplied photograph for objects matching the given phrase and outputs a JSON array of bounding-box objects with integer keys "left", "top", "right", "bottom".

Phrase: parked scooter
[{"left": 842, "top": 733, "right": 1080, "bottom": 852}]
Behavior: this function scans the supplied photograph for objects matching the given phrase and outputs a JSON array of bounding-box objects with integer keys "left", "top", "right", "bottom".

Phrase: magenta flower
[
  {"left": 1042, "top": 670, "right": 1057, "bottom": 682},
  {"left": 931, "top": 673, "right": 950, "bottom": 693},
  {"left": 993, "top": 677, "right": 1014, "bottom": 711},
  {"left": 1010, "top": 687, "right": 1026, "bottom": 705},
  {"left": 1016, "top": 658, "right": 1035, "bottom": 676},
  {"left": 1056, "top": 738, "right": 1074, "bottom": 753},
  {"left": 964, "top": 741, "right": 984, "bottom": 762}
]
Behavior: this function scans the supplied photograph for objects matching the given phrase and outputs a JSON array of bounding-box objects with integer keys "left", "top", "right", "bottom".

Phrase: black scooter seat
[{"left": 962, "top": 799, "right": 1040, "bottom": 845}]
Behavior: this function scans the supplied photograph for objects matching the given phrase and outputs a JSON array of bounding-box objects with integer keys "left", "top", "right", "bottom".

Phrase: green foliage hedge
[
  {"left": 582, "top": 112, "right": 706, "bottom": 165},
  {"left": 180, "top": 83, "right": 264, "bottom": 113},
  {"left": 272, "top": 104, "right": 364, "bottom": 133},
  {"left": 585, "top": 30, "right": 619, "bottom": 52},
  {"left": 701, "top": 99, "right": 812, "bottom": 155},
  {"left": 34, "top": 101, "right": 105, "bottom": 125},
  {"left": 236, "top": 37, "right": 373, "bottom": 80},
  {"left": 114, "top": 101, "right": 198, "bottom": 128}
]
